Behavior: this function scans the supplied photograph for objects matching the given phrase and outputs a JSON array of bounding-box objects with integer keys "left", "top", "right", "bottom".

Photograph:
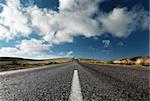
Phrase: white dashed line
[{"left": 69, "top": 70, "right": 83, "bottom": 101}]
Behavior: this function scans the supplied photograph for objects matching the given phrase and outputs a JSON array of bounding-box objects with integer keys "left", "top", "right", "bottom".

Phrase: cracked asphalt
[{"left": 0, "top": 62, "right": 149, "bottom": 101}]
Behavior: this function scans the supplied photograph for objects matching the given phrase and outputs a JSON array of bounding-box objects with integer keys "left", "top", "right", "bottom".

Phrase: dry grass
[
  {"left": 78, "top": 56, "right": 150, "bottom": 67},
  {"left": 0, "top": 58, "right": 74, "bottom": 72},
  {"left": 110, "top": 56, "right": 150, "bottom": 67},
  {"left": 78, "top": 58, "right": 107, "bottom": 64}
]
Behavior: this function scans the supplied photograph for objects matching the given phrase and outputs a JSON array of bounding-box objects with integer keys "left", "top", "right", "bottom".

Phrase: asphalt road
[{"left": 0, "top": 62, "right": 149, "bottom": 101}]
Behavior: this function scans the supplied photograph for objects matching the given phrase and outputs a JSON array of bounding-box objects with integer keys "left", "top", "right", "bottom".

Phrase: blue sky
[{"left": 0, "top": 0, "right": 149, "bottom": 60}]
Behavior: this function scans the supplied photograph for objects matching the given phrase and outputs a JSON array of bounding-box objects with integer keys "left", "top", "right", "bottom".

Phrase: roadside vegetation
[
  {"left": 0, "top": 57, "right": 73, "bottom": 72},
  {"left": 0, "top": 61, "right": 57, "bottom": 71},
  {"left": 0, "top": 56, "right": 149, "bottom": 72},
  {"left": 109, "top": 56, "right": 150, "bottom": 67},
  {"left": 78, "top": 58, "right": 106, "bottom": 64},
  {"left": 78, "top": 56, "right": 150, "bottom": 67}
]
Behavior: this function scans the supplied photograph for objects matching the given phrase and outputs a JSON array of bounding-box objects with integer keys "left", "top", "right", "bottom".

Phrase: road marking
[{"left": 69, "top": 70, "right": 83, "bottom": 101}]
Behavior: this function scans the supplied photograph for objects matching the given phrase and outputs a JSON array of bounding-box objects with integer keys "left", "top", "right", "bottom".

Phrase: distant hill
[
  {"left": 78, "top": 56, "right": 150, "bottom": 66},
  {"left": 0, "top": 57, "right": 74, "bottom": 62},
  {"left": 0, "top": 57, "right": 35, "bottom": 61},
  {"left": 78, "top": 58, "right": 106, "bottom": 64},
  {"left": 0, "top": 57, "right": 74, "bottom": 71},
  {"left": 110, "top": 56, "right": 150, "bottom": 66},
  {"left": 0, "top": 55, "right": 149, "bottom": 72}
]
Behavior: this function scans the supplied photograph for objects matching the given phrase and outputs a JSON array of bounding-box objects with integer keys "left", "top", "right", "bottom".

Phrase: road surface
[{"left": 0, "top": 62, "right": 149, "bottom": 101}]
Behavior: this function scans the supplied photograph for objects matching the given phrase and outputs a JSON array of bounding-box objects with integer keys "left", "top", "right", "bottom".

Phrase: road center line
[{"left": 69, "top": 70, "right": 83, "bottom": 101}]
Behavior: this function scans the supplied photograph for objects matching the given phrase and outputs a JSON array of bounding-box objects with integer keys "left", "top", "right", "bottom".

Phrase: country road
[{"left": 0, "top": 62, "right": 149, "bottom": 101}]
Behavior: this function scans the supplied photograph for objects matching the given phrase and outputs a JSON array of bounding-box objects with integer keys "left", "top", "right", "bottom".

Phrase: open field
[
  {"left": 0, "top": 57, "right": 73, "bottom": 71},
  {"left": 78, "top": 56, "right": 150, "bottom": 67},
  {"left": 0, "top": 56, "right": 149, "bottom": 72}
]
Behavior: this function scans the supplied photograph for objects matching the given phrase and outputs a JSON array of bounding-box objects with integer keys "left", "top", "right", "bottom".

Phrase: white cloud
[
  {"left": 0, "top": 38, "right": 73, "bottom": 59},
  {"left": 0, "top": 47, "right": 20, "bottom": 57},
  {"left": 132, "top": 7, "right": 149, "bottom": 30},
  {"left": 27, "top": 6, "right": 57, "bottom": 42},
  {"left": 99, "top": 7, "right": 149, "bottom": 38},
  {"left": 59, "top": 0, "right": 75, "bottom": 10},
  {"left": 0, "top": 46, "right": 60, "bottom": 59},
  {"left": 0, "top": 0, "right": 32, "bottom": 40},
  {"left": 0, "top": 39, "right": 52, "bottom": 58},
  {"left": 100, "top": 8, "right": 134, "bottom": 38},
  {"left": 102, "top": 40, "right": 110, "bottom": 48},
  {"left": 58, "top": 51, "right": 73, "bottom": 57},
  {"left": 16, "top": 39, "right": 51, "bottom": 55},
  {"left": 0, "top": 25, "right": 14, "bottom": 41},
  {"left": 26, "top": 0, "right": 103, "bottom": 44},
  {"left": 0, "top": 0, "right": 149, "bottom": 59},
  {"left": 65, "top": 51, "right": 73, "bottom": 57},
  {"left": 0, "top": 0, "right": 148, "bottom": 42}
]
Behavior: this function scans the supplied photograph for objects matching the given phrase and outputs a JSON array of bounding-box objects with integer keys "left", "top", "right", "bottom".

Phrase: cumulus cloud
[
  {"left": 0, "top": 0, "right": 104, "bottom": 43},
  {"left": 26, "top": 0, "right": 103, "bottom": 44},
  {"left": 0, "top": 0, "right": 149, "bottom": 58},
  {"left": 0, "top": 46, "right": 60, "bottom": 59},
  {"left": 0, "top": 25, "right": 14, "bottom": 41},
  {"left": 132, "top": 7, "right": 149, "bottom": 30},
  {"left": 100, "top": 8, "right": 133, "bottom": 37},
  {"left": 0, "top": 0, "right": 148, "bottom": 42},
  {"left": 0, "top": 47, "right": 20, "bottom": 57},
  {"left": 0, "top": 39, "right": 51, "bottom": 58},
  {"left": 0, "top": 38, "right": 73, "bottom": 59},
  {"left": 59, "top": 0, "right": 75, "bottom": 10},
  {"left": 16, "top": 39, "right": 51, "bottom": 55},
  {"left": 0, "top": 0, "right": 32, "bottom": 40},
  {"left": 99, "top": 7, "right": 149, "bottom": 38}
]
